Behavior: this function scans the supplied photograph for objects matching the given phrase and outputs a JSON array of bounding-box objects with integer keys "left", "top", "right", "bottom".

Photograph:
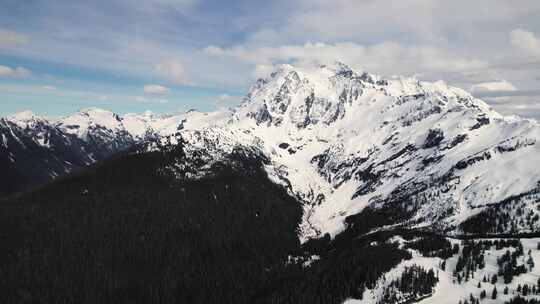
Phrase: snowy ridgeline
[
  {"left": 2, "top": 61, "right": 540, "bottom": 237},
  {"left": 345, "top": 237, "right": 540, "bottom": 304}
]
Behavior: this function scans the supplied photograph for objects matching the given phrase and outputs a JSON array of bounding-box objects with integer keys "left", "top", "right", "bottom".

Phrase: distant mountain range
[
  {"left": 3, "top": 62, "right": 538, "bottom": 238},
  {"left": 0, "top": 107, "right": 227, "bottom": 195}
]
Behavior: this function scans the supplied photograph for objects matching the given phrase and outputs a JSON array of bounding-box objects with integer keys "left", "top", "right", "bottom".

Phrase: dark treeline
[
  {"left": 0, "top": 147, "right": 304, "bottom": 303},
  {"left": 459, "top": 188, "right": 540, "bottom": 235},
  {"left": 454, "top": 241, "right": 486, "bottom": 283},
  {"left": 497, "top": 245, "right": 527, "bottom": 284},
  {"left": 380, "top": 265, "right": 438, "bottom": 304},
  {"left": 506, "top": 296, "right": 540, "bottom": 304},
  {"left": 254, "top": 240, "right": 412, "bottom": 304},
  {"left": 405, "top": 234, "right": 456, "bottom": 258}
]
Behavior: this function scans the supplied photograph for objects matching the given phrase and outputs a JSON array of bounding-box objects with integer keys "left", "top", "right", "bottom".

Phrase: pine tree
[
  {"left": 523, "top": 284, "right": 529, "bottom": 296},
  {"left": 503, "top": 263, "right": 514, "bottom": 284},
  {"left": 527, "top": 255, "right": 535, "bottom": 270},
  {"left": 504, "top": 286, "right": 509, "bottom": 295},
  {"left": 453, "top": 244, "right": 460, "bottom": 254},
  {"left": 491, "top": 274, "right": 497, "bottom": 284},
  {"left": 491, "top": 286, "right": 497, "bottom": 299},
  {"left": 480, "top": 290, "right": 486, "bottom": 299}
]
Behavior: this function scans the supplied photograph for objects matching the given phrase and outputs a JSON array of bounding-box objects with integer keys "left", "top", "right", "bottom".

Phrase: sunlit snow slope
[{"left": 221, "top": 62, "right": 540, "bottom": 240}]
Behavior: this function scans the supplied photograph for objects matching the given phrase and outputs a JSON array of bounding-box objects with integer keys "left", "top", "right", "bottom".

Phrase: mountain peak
[
  {"left": 5, "top": 110, "right": 48, "bottom": 129},
  {"left": 320, "top": 60, "right": 354, "bottom": 73},
  {"left": 56, "top": 107, "right": 124, "bottom": 139},
  {"left": 10, "top": 110, "right": 37, "bottom": 120},
  {"left": 267, "top": 61, "right": 360, "bottom": 79},
  {"left": 77, "top": 107, "right": 119, "bottom": 118},
  {"left": 226, "top": 62, "right": 540, "bottom": 240},
  {"left": 237, "top": 62, "right": 498, "bottom": 130}
]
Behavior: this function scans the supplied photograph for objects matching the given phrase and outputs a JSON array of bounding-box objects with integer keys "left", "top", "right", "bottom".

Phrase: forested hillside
[{"left": 0, "top": 145, "right": 304, "bottom": 303}]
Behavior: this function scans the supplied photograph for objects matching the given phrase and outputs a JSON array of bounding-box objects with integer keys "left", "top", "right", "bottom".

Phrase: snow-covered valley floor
[{"left": 345, "top": 237, "right": 540, "bottom": 304}]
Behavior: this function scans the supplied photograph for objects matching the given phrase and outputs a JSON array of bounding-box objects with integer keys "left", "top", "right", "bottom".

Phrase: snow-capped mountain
[
  {"left": 0, "top": 111, "right": 96, "bottom": 195},
  {"left": 220, "top": 62, "right": 540, "bottom": 240},
  {"left": 2, "top": 62, "right": 539, "bottom": 242},
  {"left": 164, "top": 61, "right": 539, "bottom": 241},
  {"left": 0, "top": 107, "right": 232, "bottom": 196},
  {"left": 55, "top": 107, "right": 136, "bottom": 155}
]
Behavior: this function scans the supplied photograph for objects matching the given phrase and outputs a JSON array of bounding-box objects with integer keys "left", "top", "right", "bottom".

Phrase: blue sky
[{"left": 1, "top": 0, "right": 540, "bottom": 118}]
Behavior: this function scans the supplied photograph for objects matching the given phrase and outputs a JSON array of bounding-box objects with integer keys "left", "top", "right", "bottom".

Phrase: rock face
[{"left": 2, "top": 62, "right": 539, "bottom": 241}]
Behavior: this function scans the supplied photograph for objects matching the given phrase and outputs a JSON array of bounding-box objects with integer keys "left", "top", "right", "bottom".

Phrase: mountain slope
[{"left": 217, "top": 62, "right": 540, "bottom": 240}]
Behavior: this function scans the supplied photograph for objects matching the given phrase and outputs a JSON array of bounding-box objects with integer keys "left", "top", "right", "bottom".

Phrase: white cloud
[
  {"left": 135, "top": 96, "right": 147, "bottom": 103},
  {"left": 257, "top": 1, "right": 540, "bottom": 48},
  {"left": 510, "top": 29, "right": 540, "bottom": 56},
  {"left": 203, "top": 46, "right": 224, "bottom": 56},
  {"left": 151, "top": 0, "right": 198, "bottom": 11},
  {"left": 215, "top": 94, "right": 242, "bottom": 109},
  {"left": 216, "top": 94, "right": 234, "bottom": 101},
  {"left": 41, "top": 85, "right": 58, "bottom": 90},
  {"left": 470, "top": 80, "right": 517, "bottom": 93},
  {"left": 135, "top": 95, "right": 169, "bottom": 104},
  {"left": 205, "top": 41, "right": 488, "bottom": 80},
  {"left": 154, "top": 60, "right": 190, "bottom": 85},
  {"left": 0, "top": 65, "right": 31, "bottom": 78},
  {"left": 0, "top": 29, "right": 28, "bottom": 48},
  {"left": 253, "top": 64, "right": 275, "bottom": 79},
  {"left": 216, "top": 94, "right": 242, "bottom": 105},
  {"left": 143, "top": 84, "right": 170, "bottom": 95},
  {"left": 484, "top": 95, "right": 540, "bottom": 120}
]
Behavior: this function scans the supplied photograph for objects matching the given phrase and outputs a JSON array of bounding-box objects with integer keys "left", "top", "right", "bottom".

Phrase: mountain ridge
[{"left": 2, "top": 61, "right": 539, "bottom": 242}]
